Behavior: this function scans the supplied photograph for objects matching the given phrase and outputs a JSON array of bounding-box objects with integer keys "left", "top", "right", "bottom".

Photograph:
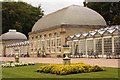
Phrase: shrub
[
  {"left": 36, "top": 63, "right": 104, "bottom": 75},
  {"left": 92, "top": 65, "right": 104, "bottom": 72}
]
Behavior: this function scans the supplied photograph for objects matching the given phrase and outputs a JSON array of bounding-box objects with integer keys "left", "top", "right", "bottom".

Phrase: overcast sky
[
  {"left": 21, "top": 0, "right": 85, "bottom": 15},
  {"left": 2, "top": 0, "right": 119, "bottom": 14}
]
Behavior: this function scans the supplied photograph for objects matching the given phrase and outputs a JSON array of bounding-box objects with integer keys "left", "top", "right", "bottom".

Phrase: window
[
  {"left": 73, "top": 41, "right": 79, "bottom": 55},
  {"left": 56, "top": 32, "right": 60, "bottom": 37},
  {"left": 114, "top": 37, "right": 120, "bottom": 53},
  {"left": 57, "top": 38, "right": 61, "bottom": 46},
  {"left": 42, "top": 35, "right": 44, "bottom": 40},
  {"left": 80, "top": 39, "right": 86, "bottom": 55},
  {"left": 32, "top": 37, "right": 34, "bottom": 39},
  {"left": 36, "top": 36, "right": 38, "bottom": 39},
  {"left": 51, "top": 39, "right": 55, "bottom": 52},
  {"left": 41, "top": 35, "right": 45, "bottom": 51},
  {"left": 95, "top": 39, "right": 102, "bottom": 55},
  {"left": 87, "top": 39, "right": 94, "bottom": 54},
  {"left": 67, "top": 41, "right": 72, "bottom": 53},
  {"left": 46, "top": 38, "right": 50, "bottom": 53},
  {"left": 57, "top": 38, "right": 61, "bottom": 52},
  {"left": 41, "top": 41, "right": 44, "bottom": 50},
  {"left": 38, "top": 36, "right": 40, "bottom": 48},
  {"left": 104, "top": 37, "right": 112, "bottom": 54},
  {"left": 56, "top": 33, "right": 61, "bottom": 52},
  {"left": 57, "top": 47, "right": 61, "bottom": 52},
  {"left": 51, "top": 34, "right": 55, "bottom": 52}
]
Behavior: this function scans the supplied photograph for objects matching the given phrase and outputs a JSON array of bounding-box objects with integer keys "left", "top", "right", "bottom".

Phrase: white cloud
[
  {"left": 22, "top": 0, "right": 85, "bottom": 15},
  {"left": 1, "top": 0, "right": 85, "bottom": 14}
]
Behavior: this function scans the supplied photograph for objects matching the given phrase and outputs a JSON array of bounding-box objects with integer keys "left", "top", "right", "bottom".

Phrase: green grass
[{"left": 2, "top": 63, "right": 120, "bottom": 79}]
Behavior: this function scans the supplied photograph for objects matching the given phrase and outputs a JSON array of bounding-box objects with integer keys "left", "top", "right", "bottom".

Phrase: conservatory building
[
  {"left": 0, "top": 29, "right": 27, "bottom": 57},
  {"left": 28, "top": 5, "right": 107, "bottom": 57},
  {"left": 2, "top": 5, "right": 120, "bottom": 58},
  {"left": 66, "top": 26, "right": 120, "bottom": 58}
]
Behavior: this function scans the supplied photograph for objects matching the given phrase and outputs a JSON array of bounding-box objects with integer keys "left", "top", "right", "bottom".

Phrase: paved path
[{"left": 0, "top": 57, "right": 119, "bottom": 68}]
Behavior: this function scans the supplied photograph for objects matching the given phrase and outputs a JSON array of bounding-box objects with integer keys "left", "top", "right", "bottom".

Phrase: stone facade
[
  {"left": 0, "top": 29, "right": 27, "bottom": 57},
  {"left": 28, "top": 25, "right": 105, "bottom": 57},
  {"left": 4, "top": 26, "right": 120, "bottom": 58},
  {"left": 2, "top": 5, "right": 109, "bottom": 58}
]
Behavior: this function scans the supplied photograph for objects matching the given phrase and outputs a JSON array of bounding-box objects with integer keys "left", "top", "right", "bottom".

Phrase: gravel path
[{"left": 0, "top": 57, "right": 119, "bottom": 68}]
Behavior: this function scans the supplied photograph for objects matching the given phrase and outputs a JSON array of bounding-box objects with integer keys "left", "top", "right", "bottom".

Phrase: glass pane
[
  {"left": 80, "top": 39, "right": 86, "bottom": 55},
  {"left": 87, "top": 39, "right": 94, "bottom": 54},
  {"left": 57, "top": 38, "right": 61, "bottom": 52},
  {"left": 114, "top": 37, "right": 120, "bottom": 53},
  {"left": 68, "top": 41, "right": 72, "bottom": 54},
  {"left": 73, "top": 41, "right": 79, "bottom": 55},
  {"left": 104, "top": 38, "right": 112, "bottom": 55},
  {"left": 51, "top": 39, "right": 55, "bottom": 52},
  {"left": 96, "top": 39, "right": 102, "bottom": 55}
]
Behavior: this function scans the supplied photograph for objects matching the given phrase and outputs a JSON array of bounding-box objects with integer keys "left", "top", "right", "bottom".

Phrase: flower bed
[
  {"left": 1, "top": 62, "right": 35, "bottom": 68},
  {"left": 36, "top": 63, "right": 104, "bottom": 75}
]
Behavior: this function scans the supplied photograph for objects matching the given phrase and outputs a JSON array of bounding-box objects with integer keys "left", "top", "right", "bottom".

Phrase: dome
[
  {"left": 32, "top": 5, "right": 106, "bottom": 32},
  {"left": 0, "top": 29, "right": 27, "bottom": 40}
]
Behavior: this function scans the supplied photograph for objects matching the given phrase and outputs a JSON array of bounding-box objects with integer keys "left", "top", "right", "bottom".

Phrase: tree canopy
[
  {"left": 84, "top": 2, "right": 120, "bottom": 25},
  {"left": 2, "top": 2, "right": 44, "bottom": 36}
]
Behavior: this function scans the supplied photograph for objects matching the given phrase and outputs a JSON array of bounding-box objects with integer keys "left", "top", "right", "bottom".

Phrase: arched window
[
  {"left": 51, "top": 34, "right": 55, "bottom": 52},
  {"left": 46, "top": 34, "right": 50, "bottom": 53},
  {"left": 56, "top": 33, "right": 61, "bottom": 52},
  {"left": 41, "top": 35, "right": 45, "bottom": 51}
]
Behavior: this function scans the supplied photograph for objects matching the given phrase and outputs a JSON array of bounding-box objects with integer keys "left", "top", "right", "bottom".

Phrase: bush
[
  {"left": 36, "top": 63, "right": 104, "bottom": 75},
  {"left": 92, "top": 65, "right": 104, "bottom": 72}
]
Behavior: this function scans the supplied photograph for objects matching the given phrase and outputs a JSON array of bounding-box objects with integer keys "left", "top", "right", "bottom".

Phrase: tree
[
  {"left": 84, "top": 2, "right": 120, "bottom": 25},
  {"left": 2, "top": 2, "right": 44, "bottom": 37}
]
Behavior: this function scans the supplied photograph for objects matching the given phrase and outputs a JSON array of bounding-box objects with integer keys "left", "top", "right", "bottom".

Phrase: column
[
  {"left": 39, "top": 35, "right": 42, "bottom": 54},
  {"left": 34, "top": 36, "right": 37, "bottom": 57},
  {"left": 93, "top": 38, "right": 96, "bottom": 53},
  {"left": 29, "top": 39, "right": 31, "bottom": 56},
  {"left": 72, "top": 41, "right": 74, "bottom": 56},
  {"left": 102, "top": 37, "right": 104, "bottom": 57},
  {"left": 112, "top": 36, "right": 114, "bottom": 54},
  {"left": 49, "top": 34, "right": 52, "bottom": 54},
  {"left": 35, "top": 35, "right": 38, "bottom": 57},
  {"left": 38, "top": 35, "right": 40, "bottom": 51},
  {"left": 19, "top": 45, "right": 21, "bottom": 56},
  {"left": 78, "top": 40, "right": 81, "bottom": 53},
  {"left": 44, "top": 35, "right": 47, "bottom": 55},
  {"left": 85, "top": 39, "right": 87, "bottom": 57},
  {"left": 55, "top": 33, "right": 57, "bottom": 55},
  {"left": 60, "top": 31, "right": 65, "bottom": 56},
  {"left": 32, "top": 36, "right": 34, "bottom": 57},
  {"left": 3, "top": 45, "right": 6, "bottom": 57},
  {"left": 27, "top": 44, "right": 29, "bottom": 55}
]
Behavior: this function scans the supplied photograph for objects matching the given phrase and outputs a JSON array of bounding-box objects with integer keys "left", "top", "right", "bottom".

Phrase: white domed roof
[
  {"left": 0, "top": 29, "right": 27, "bottom": 40},
  {"left": 32, "top": 5, "right": 106, "bottom": 32}
]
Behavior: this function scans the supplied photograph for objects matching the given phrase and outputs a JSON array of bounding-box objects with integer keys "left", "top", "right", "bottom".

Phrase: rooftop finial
[{"left": 9, "top": 29, "right": 16, "bottom": 32}]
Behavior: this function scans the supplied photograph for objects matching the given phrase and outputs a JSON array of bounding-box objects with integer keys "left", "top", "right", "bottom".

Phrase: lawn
[{"left": 2, "top": 63, "right": 120, "bottom": 79}]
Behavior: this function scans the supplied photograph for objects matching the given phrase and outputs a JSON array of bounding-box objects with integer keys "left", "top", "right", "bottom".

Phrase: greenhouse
[{"left": 66, "top": 26, "right": 120, "bottom": 58}]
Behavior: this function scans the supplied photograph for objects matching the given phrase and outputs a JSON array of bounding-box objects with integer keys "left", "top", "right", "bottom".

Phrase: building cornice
[{"left": 29, "top": 24, "right": 107, "bottom": 35}]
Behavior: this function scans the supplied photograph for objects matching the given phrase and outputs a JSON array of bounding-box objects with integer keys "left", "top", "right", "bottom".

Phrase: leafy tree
[
  {"left": 2, "top": 2, "right": 44, "bottom": 37},
  {"left": 84, "top": 2, "right": 120, "bottom": 25}
]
